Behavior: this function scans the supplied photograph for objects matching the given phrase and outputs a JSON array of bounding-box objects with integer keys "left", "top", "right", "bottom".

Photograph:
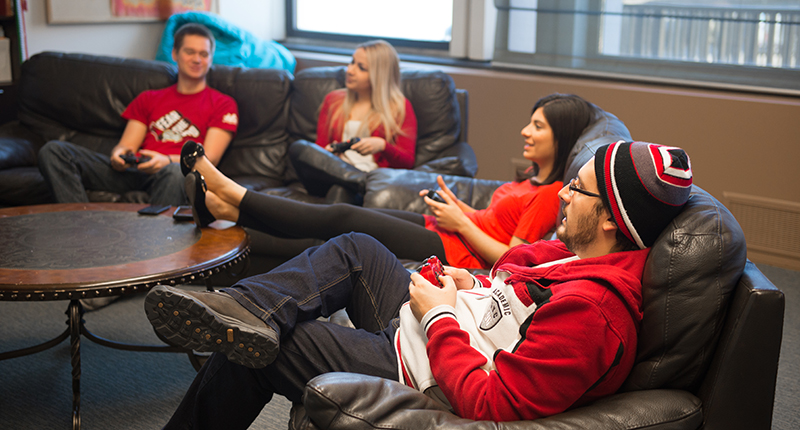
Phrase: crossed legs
[
  {"left": 153, "top": 233, "right": 410, "bottom": 430},
  {"left": 187, "top": 153, "right": 448, "bottom": 262}
]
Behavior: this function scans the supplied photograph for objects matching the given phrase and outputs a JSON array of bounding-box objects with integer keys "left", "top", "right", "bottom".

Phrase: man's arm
[
  {"left": 109, "top": 120, "right": 148, "bottom": 171},
  {"left": 425, "top": 296, "right": 626, "bottom": 422},
  {"left": 201, "top": 126, "right": 234, "bottom": 166}
]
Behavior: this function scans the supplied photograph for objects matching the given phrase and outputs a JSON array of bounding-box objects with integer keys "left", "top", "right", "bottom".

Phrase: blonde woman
[{"left": 289, "top": 40, "right": 417, "bottom": 200}]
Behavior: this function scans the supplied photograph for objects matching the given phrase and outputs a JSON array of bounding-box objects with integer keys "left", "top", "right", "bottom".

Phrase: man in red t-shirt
[{"left": 38, "top": 23, "right": 238, "bottom": 206}]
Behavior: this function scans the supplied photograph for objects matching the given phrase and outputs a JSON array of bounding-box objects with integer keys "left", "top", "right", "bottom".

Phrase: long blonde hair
[{"left": 331, "top": 40, "right": 407, "bottom": 144}]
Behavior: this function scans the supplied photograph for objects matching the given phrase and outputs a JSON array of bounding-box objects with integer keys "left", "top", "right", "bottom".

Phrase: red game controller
[{"left": 418, "top": 255, "right": 445, "bottom": 287}]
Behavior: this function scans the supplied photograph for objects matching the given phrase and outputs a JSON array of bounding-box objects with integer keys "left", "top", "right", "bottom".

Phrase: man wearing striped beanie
[
  {"left": 557, "top": 140, "right": 692, "bottom": 258},
  {"left": 146, "top": 140, "right": 695, "bottom": 426}
]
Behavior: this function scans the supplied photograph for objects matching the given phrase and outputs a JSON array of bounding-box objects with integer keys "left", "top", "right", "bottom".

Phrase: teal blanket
[{"left": 156, "top": 11, "right": 295, "bottom": 73}]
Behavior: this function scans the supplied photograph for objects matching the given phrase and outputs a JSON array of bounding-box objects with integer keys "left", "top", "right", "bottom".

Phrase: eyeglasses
[{"left": 567, "top": 177, "right": 602, "bottom": 198}]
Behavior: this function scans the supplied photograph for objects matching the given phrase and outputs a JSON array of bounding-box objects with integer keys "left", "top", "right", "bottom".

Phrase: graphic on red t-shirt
[
  {"left": 122, "top": 85, "right": 239, "bottom": 156},
  {"left": 149, "top": 110, "right": 201, "bottom": 143}
]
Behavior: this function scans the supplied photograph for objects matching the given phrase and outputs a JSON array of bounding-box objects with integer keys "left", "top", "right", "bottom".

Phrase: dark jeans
[
  {"left": 37, "top": 140, "right": 187, "bottom": 205},
  {"left": 164, "top": 233, "right": 412, "bottom": 430}
]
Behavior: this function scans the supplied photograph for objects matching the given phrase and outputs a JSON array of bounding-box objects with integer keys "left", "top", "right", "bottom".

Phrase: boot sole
[{"left": 144, "top": 285, "right": 278, "bottom": 369}]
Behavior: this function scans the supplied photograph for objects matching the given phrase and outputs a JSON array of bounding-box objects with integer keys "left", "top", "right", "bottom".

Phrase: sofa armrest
[
  {"left": 0, "top": 122, "right": 43, "bottom": 170},
  {"left": 696, "top": 261, "right": 784, "bottom": 430},
  {"left": 363, "top": 168, "right": 505, "bottom": 213},
  {"left": 301, "top": 372, "right": 703, "bottom": 430},
  {"left": 413, "top": 141, "right": 478, "bottom": 178}
]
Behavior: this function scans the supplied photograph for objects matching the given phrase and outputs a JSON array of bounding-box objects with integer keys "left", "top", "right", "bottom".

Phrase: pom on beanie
[{"left": 594, "top": 141, "right": 693, "bottom": 249}]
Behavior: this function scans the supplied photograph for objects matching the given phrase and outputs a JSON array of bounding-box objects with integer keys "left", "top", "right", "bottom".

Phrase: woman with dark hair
[{"left": 182, "top": 93, "right": 594, "bottom": 269}]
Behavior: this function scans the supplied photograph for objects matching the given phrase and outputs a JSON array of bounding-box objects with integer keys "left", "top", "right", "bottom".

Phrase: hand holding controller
[
  {"left": 330, "top": 137, "right": 361, "bottom": 154},
  {"left": 418, "top": 255, "right": 445, "bottom": 287},
  {"left": 121, "top": 153, "right": 152, "bottom": 165},
  {"left": 426, "top": 189, "right": 446, "bottom": 204}
]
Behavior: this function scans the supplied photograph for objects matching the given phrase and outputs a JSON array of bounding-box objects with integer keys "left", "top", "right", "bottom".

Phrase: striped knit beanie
[{"left": 594, "top": 141, "right": 693, "bottom": 249}]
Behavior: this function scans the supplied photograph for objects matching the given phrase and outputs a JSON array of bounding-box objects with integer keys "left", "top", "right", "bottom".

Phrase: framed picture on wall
[{"left": 47, "top": 0, "right": 218, "bottom": 24}]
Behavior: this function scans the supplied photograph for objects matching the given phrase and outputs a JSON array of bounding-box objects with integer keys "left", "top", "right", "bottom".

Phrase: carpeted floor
[
  {"left": 0, "top": 284, "right": 291, "bottom": 430},
  {"left": 1, "top": 263, "right": 798, "bottom": 429}
]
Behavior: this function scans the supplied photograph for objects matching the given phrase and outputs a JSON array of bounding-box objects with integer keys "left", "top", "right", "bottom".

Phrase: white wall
[
  {"left": 218, "top": 0, "right": 285, "bottom": 42},
  {"left": 20, "top": 0, "right": 283, "bottom": 61}
]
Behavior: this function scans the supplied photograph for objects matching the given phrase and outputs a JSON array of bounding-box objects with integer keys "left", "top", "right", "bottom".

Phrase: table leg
[{"left": 69, "top": 300, "right": 83, "bottom": 430}]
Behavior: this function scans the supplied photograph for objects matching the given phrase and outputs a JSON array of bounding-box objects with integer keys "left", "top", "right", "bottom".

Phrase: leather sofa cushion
[
  {"left": 298, "top": 372, "right": 703, "bottom": 430},
  {"left": 18, "top": 52, "right": 176, "bottom": 155},
  {"left": 563, "top": 107, "right": 633, "bottom": 183},
  {"left": 400, "top": 69, "right": 461, "bottom": 166},
  {"left": 623, "top": 185, "right": 747, "bottom": 392},
  {"left": 364, "top": 168, "right": 505, "bottom": 214},
  {"left": 0, "top": 167, "right": 53, "bottom": 207},
  {"left": 206, "top": 65, "right": 293, "bottom": 181}
]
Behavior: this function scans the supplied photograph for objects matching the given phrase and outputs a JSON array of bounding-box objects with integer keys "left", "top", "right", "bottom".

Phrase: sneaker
[{"left": 144, "top": 285, "right": 279, "bottom": 369}]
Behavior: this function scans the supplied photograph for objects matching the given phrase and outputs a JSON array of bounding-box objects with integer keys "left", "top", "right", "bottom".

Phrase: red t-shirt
[
  {"left": 122, "top": 84, "right": 239, "bottom": 155},
  {"left": 424, "top": 180, "right": 563, "bottom": 269}
]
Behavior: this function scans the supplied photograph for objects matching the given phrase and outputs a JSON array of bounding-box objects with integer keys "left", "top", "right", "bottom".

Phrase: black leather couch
[
  {"left": 0, "top": 51, "right": 475, "bottom": 207},
  {"left": 288, "top": 125, "right": 785, "bottom": 429}
]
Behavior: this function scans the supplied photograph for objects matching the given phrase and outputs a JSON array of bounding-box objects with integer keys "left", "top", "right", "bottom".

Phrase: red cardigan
[{"left": 315, "top": 90, "right": 417, "bottom": 169}]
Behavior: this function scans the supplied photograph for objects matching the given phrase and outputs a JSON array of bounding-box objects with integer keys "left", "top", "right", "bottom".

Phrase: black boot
[{"left": 289, "top": 140, "right": 367, "bottom": 198}]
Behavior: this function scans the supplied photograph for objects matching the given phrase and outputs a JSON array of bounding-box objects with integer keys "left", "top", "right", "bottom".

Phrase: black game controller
[
  {"left": 426, "top": 189, "right": 446, "bottom": 203},
  {"left": 418, "top": 255, "right": 445, "bottom": 287},
  {"left": 121, "top": 153, "right": 152, "bottom": 165},
  {"left": 330, "top": 137, "right": 360, "bottom": 153}
]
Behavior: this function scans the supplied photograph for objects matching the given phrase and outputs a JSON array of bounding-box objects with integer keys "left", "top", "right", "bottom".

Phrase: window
[
  {"left": 494, "top": 0, "right": 800, "bottom": 94},
  {"left": 284, "top": 0, "right": 799, "bottom": 93},
  {"left": 287, "top": 0, "right": 453, "bottom": 49}
]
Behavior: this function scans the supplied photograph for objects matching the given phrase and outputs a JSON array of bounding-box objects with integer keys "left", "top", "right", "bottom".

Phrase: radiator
[{"left": 724, "top": 191, "right": 800, "bottom": 270}]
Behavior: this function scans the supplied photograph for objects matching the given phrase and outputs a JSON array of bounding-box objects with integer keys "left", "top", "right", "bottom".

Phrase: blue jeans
[
  {"left": 37, "top": 140, "right": 187, "bottom": 205},
  {"left": 164, "top": 233, "right": 412, "bottom": 430}
]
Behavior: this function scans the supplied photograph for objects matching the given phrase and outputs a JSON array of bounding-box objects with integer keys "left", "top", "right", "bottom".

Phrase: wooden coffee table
[{"left": 0, "top": 203, "right": 250, "bottom": 430}]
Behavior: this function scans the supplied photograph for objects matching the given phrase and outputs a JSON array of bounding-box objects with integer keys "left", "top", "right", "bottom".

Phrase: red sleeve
[
  {"left": 121, "top": 90, "right": 153, "bottom": 124},
  {"left": 426, "top": 294, "right": 624, "bottom": 421},
  {"left": 513, "top": 182, "right": 562, "bottom": 243},
  {"left": 374, "top": 98, "right": 416, "bottom": 169},
  {"left": 206, "top": 93, "right": 239, "bottom": 134},
  {"left": 315, "top": 93, "right": 332, "bottom": 148}
]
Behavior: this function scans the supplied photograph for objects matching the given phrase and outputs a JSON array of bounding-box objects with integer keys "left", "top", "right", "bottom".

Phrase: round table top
[{"left": 0, "top": 203, "right": 249, "bottom": 301}]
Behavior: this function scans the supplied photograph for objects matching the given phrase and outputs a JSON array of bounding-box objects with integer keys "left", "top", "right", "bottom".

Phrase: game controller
[
  {"left": 426, "top": 189, "right": 446, "bottom": 203},
  {"left": 330, "top": 137, "right": 360, "bottom": 153},
  {"left": 121, "top": 153, "right": 151, "bottom": 165},
  {"left": 418, "top": 255, "right": 445, "bottom": 287}
]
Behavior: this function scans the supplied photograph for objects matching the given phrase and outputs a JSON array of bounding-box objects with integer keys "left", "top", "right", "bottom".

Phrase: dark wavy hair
[
  {"left": 173, "top": 23, "right": 216, "bottom": 54},
  {"left": 517, "top": 93, "right": 595, "bottom": 185}
]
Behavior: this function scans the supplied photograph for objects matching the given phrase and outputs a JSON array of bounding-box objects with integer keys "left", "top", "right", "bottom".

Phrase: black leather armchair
[
  {"left": 289, "top": 140, "right": 785, "bottom": 430},
  {"left": 287, "top": 66, "right": 475, "bottom": 176}
]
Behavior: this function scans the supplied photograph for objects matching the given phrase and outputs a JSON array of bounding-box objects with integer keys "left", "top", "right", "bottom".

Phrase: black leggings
[{"left": 238, "top": 190, "right": 448, "bottom": 263}]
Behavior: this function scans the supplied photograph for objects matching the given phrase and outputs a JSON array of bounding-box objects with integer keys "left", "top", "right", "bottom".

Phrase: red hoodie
[{"left": 414, "top": 240, "right": 648, "bottom": 421}]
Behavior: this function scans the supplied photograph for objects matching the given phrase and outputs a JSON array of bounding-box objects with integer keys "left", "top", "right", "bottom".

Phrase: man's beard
[{"left": 556, "top": 209, "right": 600, "bottom": 254}]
